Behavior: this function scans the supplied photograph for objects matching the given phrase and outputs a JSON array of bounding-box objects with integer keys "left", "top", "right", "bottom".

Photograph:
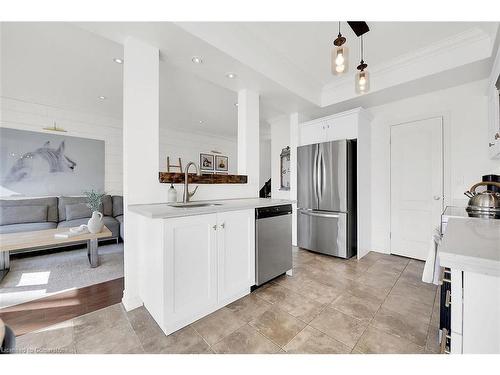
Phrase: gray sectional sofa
[{"left": 0, "top": 195, "right": 124, "bottom": 249}]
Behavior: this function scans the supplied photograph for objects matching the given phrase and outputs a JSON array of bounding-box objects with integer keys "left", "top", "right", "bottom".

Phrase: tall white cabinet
[
  {"left": 137, "top": 209, "right": 255, "bottom": 336},
  {"left": 297, "top": 108, "right": 372, "bottom": 259}
]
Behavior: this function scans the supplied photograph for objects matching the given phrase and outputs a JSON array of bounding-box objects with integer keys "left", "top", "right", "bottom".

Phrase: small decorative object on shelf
[
  {"left": 166, "top": 157, "right": 183, "bottom": 172},
  {"left": 280, "top": 146, "right": 291, "bottom": 191},
  {"left": 84, "top": 190, "right": 105, "bottom": 234}
]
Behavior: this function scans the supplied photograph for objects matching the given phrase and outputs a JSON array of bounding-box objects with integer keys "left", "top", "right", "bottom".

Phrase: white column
[
  {"left": 289, "top": 112, "right": 299, "bottom": 246},
  {"left": 122, "top": 37, "right": 160, "bottom": 310},
  {"left": 237, "top": 89, "right": 259, "bottom": 196}
]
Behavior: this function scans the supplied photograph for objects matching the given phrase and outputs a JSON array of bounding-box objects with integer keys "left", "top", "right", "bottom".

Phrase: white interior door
[{"left": 390, "top": 117, "right": 443, "bottom": 260}]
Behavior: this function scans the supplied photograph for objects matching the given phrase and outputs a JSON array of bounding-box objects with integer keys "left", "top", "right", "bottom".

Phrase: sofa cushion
[
  {"left": 0, "top": 222, "right": 57, "bottom": 234},
  {"left": 112, "top": 196, "right": 123, "bottom": 217},
  {"left": 102, "top": 195, "right": 113, "bottom": 217},
  {"left": 115, "top": 214, "right": 124, "bottom": 240},
  {"left": 59, "top": 195, "right": 111, "bottom": 221},
  {"left": 58, "top": 196, "right": 86, "bottom": 222},
  {"left": 57, "top": 216, "right": 119, "bottom": 239},
  {"left": 65, "top": 203, "right": 92, "bottom": 221},
  {"left": 0, "top": 205, "right": 48, "bottom": 226},
  {"left": 0, "top": 197, "right": 58, "bottom": 222}
]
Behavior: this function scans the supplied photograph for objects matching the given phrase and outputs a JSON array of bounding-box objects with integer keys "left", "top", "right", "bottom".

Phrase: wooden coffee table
[{"left": 0, "top": 226, "right": 112, "bottom": 282}]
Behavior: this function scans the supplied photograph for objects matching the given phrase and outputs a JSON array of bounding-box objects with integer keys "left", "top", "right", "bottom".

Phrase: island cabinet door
[
  {"left": 163, "top": 213, "right": 218, "bottom": 333},
  {"left": 217, "top": 209, "right": 255, "bottom": 305}
]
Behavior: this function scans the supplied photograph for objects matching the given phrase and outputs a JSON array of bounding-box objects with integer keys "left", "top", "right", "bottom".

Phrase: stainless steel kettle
[{"left": 464, "top": 181, "right": 500, "bottom": 219}]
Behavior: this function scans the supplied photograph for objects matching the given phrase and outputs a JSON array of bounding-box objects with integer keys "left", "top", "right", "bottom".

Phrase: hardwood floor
[{"left": 0, "top": 277, "right": 124, "bottom": 336}]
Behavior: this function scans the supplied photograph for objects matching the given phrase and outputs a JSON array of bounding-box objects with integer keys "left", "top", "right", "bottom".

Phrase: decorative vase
[{"left": 87, "top": 211, "right": 104, "bottom": 234}]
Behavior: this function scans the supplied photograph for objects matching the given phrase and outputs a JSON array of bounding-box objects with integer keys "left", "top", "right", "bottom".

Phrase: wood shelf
[{"left": 159, "top": 172, "right": 248, "bottom": 184}]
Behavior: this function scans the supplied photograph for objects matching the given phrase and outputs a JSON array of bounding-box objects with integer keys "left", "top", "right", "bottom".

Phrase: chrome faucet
[{"left": 183, "top": 161, "right": 199, "bottom": 203}]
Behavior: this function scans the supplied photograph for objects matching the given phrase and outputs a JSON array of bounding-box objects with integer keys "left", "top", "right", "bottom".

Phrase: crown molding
[{"left": 321, "top": 27, "right": 495, "bottom": 107}]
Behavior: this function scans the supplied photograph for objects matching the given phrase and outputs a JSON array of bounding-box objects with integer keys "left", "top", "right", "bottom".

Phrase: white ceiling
[
  {"left": 160, "top": 62, "right": 237, "bottom": 138},
  {"left": 2, "top": 21, "right": 499, "bottom": 135},
  {"left": 1, "top": 22, "right": 123, "bottom": 119},
  {"left": 238, "top": 22, "right": 498, "bottom": 87},
  {"left": 1, "top": 22, "right": 243, "bottom": 139}
]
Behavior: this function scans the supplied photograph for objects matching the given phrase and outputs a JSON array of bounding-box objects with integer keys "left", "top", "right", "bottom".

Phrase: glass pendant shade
[
  {"left": 332, "top": 45, "right": 348, "bottom": 75},
  {"left": 355, "top": 69, "right": 370, "bottom": 94}
]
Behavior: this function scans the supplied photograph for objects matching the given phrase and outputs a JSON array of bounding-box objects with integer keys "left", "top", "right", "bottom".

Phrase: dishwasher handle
[{"left": 256, "top": 204, "right": 292, "bottom": 219}]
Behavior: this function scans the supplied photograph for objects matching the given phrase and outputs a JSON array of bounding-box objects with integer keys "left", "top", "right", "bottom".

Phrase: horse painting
[{"left": 5, "top": 141, "right": 77, "bottom": 183}]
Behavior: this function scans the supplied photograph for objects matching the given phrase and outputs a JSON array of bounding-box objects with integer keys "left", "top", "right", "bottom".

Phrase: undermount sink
[{"left": 170, "top": 202, "right": 223, "bottom": 208}]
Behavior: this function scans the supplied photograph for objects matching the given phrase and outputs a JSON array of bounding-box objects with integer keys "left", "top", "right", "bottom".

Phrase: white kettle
[{"left": 87, "top": 211, "right": 104, "bottom": 234}]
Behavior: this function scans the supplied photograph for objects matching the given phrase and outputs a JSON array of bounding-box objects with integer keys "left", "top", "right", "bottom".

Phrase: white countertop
[
  {"left": 128, "top": 198, "right": 294, "bottom": 219},
  {"left": 442, "top": 206, "right": 469, "bottom": 219},
  {"left": 440, "top": 218, "right": 500, "bottom": 276}
]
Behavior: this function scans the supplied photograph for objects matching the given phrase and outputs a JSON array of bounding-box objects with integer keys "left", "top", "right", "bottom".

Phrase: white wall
[
  {"left": 123, "top": 39, "right": 261, "bottom": 309},
  {"left": 270, "top": 116, "right": 291, "bottom": 200},
  {"left": 259, "top": 138, "right": 271, "bottom": 188},
  {"left": 159, "top": 127, "right": 237, "bottom": 175},
  {"left": 0, "top": 97, "right": 123, "bottom": 196},
  {"left": 369, "top": 79, "right": 500, "bottom": 253}
]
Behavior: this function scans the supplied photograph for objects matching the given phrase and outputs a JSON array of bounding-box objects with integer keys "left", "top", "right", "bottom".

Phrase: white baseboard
[{"left": 122, "top": 291, "right": 143, "bottom": 311}]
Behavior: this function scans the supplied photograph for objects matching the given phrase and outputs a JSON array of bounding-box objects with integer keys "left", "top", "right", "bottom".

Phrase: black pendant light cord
[
  {"left": 357, "top": 35, "right": 368, "bottom": 71},
  {"left": 360, "top": 35, "right": 364, "bottom": 64}
]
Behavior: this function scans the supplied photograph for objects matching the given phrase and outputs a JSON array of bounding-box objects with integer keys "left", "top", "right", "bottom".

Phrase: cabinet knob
[
  {"left": 220, "top": 222, "right": 225, "bottom": 229},
  {"left": 212, "top": 225, "right": 217, "bottom": 230}
]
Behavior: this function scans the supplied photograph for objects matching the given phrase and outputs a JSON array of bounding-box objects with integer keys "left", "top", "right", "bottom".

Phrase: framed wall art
[
  {"left": 200, "top": 153, "right": 214, "bottom": 170},
  {"left": 215, "top": 155, "right": 228, "bottom": 171}
]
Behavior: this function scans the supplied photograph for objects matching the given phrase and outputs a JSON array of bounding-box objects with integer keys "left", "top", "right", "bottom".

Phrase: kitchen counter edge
[{"left": 128, "top": 198, "right": 295, "bottom": 219}]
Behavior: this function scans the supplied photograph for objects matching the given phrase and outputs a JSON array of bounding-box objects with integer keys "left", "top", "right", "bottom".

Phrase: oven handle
[{"left": 298, "top": 209, "right": 340, "bottom": 219}]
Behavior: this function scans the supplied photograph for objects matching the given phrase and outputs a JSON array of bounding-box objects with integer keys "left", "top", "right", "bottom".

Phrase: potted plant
[{"left": 84, "top": 190, "right": 105, "bottom": 234}]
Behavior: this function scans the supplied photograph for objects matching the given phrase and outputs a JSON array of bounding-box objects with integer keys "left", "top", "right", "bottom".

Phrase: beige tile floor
[{"left": 15, "top": 248, "right": 441, "bottom": 354}]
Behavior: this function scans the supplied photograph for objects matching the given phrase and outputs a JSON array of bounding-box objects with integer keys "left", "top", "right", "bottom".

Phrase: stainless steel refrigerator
[{"left": 297, "top": 139, "right": 357, "bottom": 258}]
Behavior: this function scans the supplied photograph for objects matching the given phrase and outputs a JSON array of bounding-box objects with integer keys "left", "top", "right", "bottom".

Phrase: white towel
[{"left": 422, "top": 227, "right": 442, "bottom": 285}]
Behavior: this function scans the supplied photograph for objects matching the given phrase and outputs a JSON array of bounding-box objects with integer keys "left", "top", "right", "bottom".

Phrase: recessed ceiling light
[
  {"left": 191, "top": 56, "right": 203, "bottom": 64},
  {"left": 98, "top": 96, "right": 106, "bottom": 100},
  {"left": 225, "top": 72, "right": 237, "bottom": 79},
  {"left": 199, "top": 120, "right": 204, "bottom": 124},
  {"left": 113, "top": 58, "right": 123, "bottom": 64}
]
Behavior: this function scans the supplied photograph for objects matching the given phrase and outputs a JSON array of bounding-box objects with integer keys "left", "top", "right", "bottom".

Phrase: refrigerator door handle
[
  {"left": 320, "top": 149, "right": 326, "bottom": 199},
  {"left": 298, "top": 208, "right": 340, "bottom": 219},
  {"left": 316, "top": 146, "right": 322, "bottom": 200},
  {"left": 312, "top": 146, "right": 319, "bottom": 201}
]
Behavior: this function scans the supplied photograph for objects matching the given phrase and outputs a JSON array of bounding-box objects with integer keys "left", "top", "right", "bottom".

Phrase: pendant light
[
  {"left": 332, "top": 22, "right": 348, "bottom": 75},
  {"left": 355, "top": 35, "right": 370, "bottom": 94}
]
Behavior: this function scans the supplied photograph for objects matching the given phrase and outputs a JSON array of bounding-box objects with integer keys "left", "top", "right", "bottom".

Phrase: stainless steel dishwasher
[{"left": 255, "top": 204, "right": 293, "bottom": 286}]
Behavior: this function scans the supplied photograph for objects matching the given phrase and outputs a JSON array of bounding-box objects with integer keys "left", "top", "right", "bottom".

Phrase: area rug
[{"left": 0, "top": 243, "right": 123, "bottom": 309}]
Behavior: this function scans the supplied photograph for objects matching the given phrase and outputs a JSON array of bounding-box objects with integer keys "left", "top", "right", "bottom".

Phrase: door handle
[
  {"left": 317, "top": 146, "right": 323, "bottom": 200},
  {"left": 433, "top": 196, "right": 442, "bottom": 201},
  {"left": 445, "top": 290, "right": 451, "bottom": 308},
  {"left": 314, "top": 146, "right": 321, "bottom": 200},
  {"left": 320, "top": 151, "right": 326, "bottom": 199},
  {"left": 220, "top": 222, "right": 225, "bottom": 229},
  {"left": 299, "top": 209, "right": 340, "bottom": 219},
  {"left": 212, "top": 225, "right": 217, "bottom": 230}
]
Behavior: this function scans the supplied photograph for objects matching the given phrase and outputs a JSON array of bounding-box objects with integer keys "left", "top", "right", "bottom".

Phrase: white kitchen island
[
  {"left": 127, "top": 198, "right": 293, "bottom": 336},
  {"left": 439, "top": 217, "right": 500, "bottom": 354}
]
